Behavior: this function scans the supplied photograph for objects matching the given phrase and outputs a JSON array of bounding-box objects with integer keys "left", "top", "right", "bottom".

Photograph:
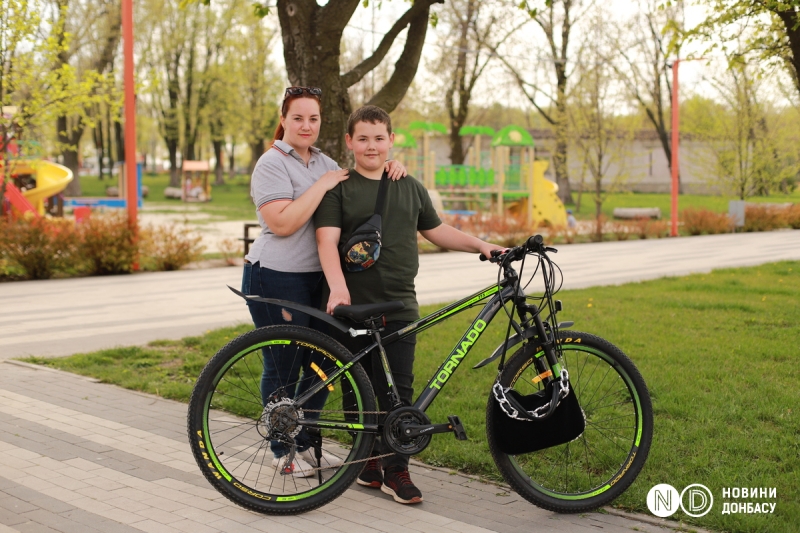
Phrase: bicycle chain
[{"left": 274, "top": 408, "right": 393, "bottom": 475}]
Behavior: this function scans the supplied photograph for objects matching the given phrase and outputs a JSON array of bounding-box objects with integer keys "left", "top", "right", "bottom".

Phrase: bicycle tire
[
  {"left": 187, "top": 325, "right": 377, "bottom": 514},
  {"left": 486, "top": 330, "right": 653, "bottom": 513}
]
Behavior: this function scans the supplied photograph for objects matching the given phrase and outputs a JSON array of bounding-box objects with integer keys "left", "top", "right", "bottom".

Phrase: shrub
[
  {"left": 0, "top": 214, "right": 79, "bottom": 279},
  {"left": 140, "top": 222, "right": 205, "bottom": 271},
  {"left": 218, "top": 237, "right": 242, "bottom": 266},
  {"left": 543, "top": 224, "right": 576, "bottom": 245},
  {"left": 590, "top": 215, "right": 609, "bottom": 242},
  {"left": 78, "top": 212, "right": 138, "bottom": 275},
  {"left": 630, "top": 217, "right": 669, "bottom": 239},
  {"left": 786, "top": 204, "right": 800, "bottom": 230},
  {"left": 608, "top": 221, "right": 633, "bottom": 241},
  {"left": 743, "top": 205, "right": 787, "bottom": 232},
  {"left": 681, "top": 208, "right": 734, "bottom": 236},
  {"left": 441, "top": 212, "right": 536, "bottom": 248}
]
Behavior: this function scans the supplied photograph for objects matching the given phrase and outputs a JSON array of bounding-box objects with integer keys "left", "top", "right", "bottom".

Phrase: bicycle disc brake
[{"left": 383, "top": 406, "right": 432, "bottom": 455}]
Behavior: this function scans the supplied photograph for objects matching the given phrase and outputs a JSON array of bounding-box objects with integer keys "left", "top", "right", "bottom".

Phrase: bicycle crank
[{"left": 383, "top": 407, "right": 468, "bottom": 455}]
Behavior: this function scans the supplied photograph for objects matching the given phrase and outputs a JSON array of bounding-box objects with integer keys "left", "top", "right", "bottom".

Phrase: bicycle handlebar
[{"left": 479, "top": 234, "right": 556, "bottom": 263}]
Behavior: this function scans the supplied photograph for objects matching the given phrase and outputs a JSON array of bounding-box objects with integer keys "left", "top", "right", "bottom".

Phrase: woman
[{"left": 243, "top": 86, "right": 405, "bottom": 477}]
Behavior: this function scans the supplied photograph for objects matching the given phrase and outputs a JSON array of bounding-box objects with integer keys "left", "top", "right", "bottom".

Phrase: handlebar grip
[{"left": 526, "top": 235, "right": 544, "bottom": 251}]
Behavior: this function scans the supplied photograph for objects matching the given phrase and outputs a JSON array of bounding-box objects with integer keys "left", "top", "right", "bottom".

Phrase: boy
[{"left": 315, "top": 105, "right": 502, "bottom": 504}]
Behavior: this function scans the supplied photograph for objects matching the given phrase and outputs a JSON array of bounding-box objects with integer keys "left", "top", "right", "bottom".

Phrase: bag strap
[{"left": 373, "top": 171, "right": 389, "bottom": 216}]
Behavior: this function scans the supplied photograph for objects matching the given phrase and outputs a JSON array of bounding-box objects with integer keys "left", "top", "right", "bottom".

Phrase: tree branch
[{"left": 341, "top": 0, "right": 435, "bottom": 88}]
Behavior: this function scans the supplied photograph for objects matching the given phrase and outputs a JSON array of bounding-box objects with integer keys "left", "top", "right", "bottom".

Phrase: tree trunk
[
  {"left": 115, "top": 120, "right": 124, "bottom": 162},
  {"left": 276, "top": 0, "right": 440, "bottom": 166},
  {"left": 167, "top": 139, "right": 180, "bottom": 186},
  {"left": 552, "top": 99, "right": 574, "bottom": 204},
  {"left": 58, "top": 115, "right": 84, "bottom": 197},
  {"left": 775, "top": 8, "right": 800, "bottom": 95},
  {"left": 94, "top": 120, "right": 105, "bottom": 180},
  {"left": 249, "top": 140, "right": 265, "bottom": 175},
  {"left": 228, "top": 140, "right": 236, "bottom": 176},
  {"left": 213, "top": 140, "right": 225, "bottom": 185}
]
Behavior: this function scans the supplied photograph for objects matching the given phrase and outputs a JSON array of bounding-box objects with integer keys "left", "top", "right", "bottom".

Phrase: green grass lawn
[
  {"left": 23, "top": 261, "right": 799, "bottom": 533},
  {"left": 75, "top": 171, "right": 800, "bottom": 223},
  {"left": 78, "top": 172, "right": 257, "bottom": 221}
]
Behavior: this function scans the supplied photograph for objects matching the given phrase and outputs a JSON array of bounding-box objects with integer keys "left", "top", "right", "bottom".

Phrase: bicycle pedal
[{"left": 448, "top": 415, "right": 468, "bottom": 441}]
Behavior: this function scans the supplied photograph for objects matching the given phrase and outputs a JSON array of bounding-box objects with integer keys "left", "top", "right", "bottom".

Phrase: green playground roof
[
  {"left": 458, "top": 125, "right": 496, "bottom": 137},
  {"left": 408, "top": 121, "right": 447, "bottom": 134},
  {"left": 392, "top": 128, "right": 418, "bottom": 148},
  {"left": 491, "top": 125, "right": 535, "bottom": 147}
]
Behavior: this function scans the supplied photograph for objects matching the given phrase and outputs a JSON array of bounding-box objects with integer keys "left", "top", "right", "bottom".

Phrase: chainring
[{"left": 382, "top": 406, "right": 432, "bottom": 455}]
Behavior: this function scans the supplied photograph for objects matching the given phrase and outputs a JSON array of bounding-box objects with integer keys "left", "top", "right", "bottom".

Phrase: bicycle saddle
[{"left": 333, "top": 301, "right": 405, "bottom": 323}]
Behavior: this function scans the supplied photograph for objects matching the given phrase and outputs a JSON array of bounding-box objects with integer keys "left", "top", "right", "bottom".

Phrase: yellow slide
[
  {"left": 513, "top": 160, "right": 567, "bottom": 227},
  {"left": 5, "top": 160, "right": 74, "bottom": 215}
]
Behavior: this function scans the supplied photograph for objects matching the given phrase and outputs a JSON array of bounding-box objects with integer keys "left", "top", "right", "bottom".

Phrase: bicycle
[{"left": 187, "top": 235, "right": 653, "bottom": 515}]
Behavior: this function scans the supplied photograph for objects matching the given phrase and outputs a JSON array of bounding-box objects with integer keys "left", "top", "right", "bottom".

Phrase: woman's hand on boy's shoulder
[
  {"left": 319, "top": 169, "right": 350, "bottom": 191},
  {"left": 384, "top": 160, "right": 407, "bottom": 181}
]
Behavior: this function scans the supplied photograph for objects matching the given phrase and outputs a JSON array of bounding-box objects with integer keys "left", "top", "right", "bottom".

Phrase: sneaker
[
  {"left": 271, "top": 454, "right": 315, "bottom": 477},
  {"left": 298, "top": 448, "right": 344, "bottom": 469},
  {"left": 356, "top": 457, "right": 383, "bottom": 488},
  {"left": 381, "top": 466, "right": 423, "bottom": 504}
]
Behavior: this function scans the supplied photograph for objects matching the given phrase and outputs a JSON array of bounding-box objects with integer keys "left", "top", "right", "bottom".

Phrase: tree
[
  {"left": 52, "top": 0, "right": 122, "bottom": 196},
  {"left": 229, "top": 13, "right": 281, "bottom": 175},
  {"left": 697, "top": 1, "right": 800, "bottom": 99},
  {"left": 493, "top": 0, "right": 587, "bottom": 204},
  {"left": 1, "top": 0, "right": 106, "bottom": 198},
  {"left": 432, "top": 0, "right": 516, "bottom": 165},
  {"left": 569, "top": 11, "right": 636, "bottom": 240},
  {"left": 607, "top": 0, "right": 683, "bottom": 191},
  {"left": 685, "top": 57, "right": 799, "bottom": 200},
  {"left": 201, "top": 0, "right": 446, "bottom": 166}
]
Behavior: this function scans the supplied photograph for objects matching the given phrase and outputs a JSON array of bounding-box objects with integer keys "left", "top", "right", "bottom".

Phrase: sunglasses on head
[{"left": 284, "top": 86, "right": 322, "bottom": 98}]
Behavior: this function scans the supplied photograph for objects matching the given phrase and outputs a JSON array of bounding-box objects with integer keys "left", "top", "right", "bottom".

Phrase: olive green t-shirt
[{"left": 314, "top": 170, "right": 442, "bottom": 321}]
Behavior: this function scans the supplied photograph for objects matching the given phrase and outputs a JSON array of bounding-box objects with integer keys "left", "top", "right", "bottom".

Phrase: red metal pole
[
  {"left": 670, "top": 60, "right": 680, "bottom": 237},
  {"left": 122, "top": 0, "right": 137, "bottom": 229}
]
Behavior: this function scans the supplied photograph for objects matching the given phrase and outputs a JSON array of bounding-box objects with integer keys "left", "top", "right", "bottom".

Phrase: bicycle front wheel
[
  {"left": 187, "top": 325, "right": 376, "bottom": 514},
  {"left": 487, "top": 331, "right": 653, "bottom": 513}
]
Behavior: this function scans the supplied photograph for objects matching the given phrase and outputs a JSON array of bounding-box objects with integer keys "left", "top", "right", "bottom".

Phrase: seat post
[{"left": 369, "top": 323, "right": 403, "bottom": 409}]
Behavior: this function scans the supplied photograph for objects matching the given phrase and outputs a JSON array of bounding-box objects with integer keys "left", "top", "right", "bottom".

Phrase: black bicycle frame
[{"left": 296, "top": 278, "right": 523, "bottom": 433}]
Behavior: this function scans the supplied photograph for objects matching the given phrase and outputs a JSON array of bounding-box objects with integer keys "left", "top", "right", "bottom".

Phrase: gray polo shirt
[{"left": 245, "top": 140, "right": 340, "bottom": 272}]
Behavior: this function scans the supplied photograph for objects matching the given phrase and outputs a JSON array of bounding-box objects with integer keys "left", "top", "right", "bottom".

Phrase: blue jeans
[{"left": 241, "top": 262, "right": 332, "bottom": 457}]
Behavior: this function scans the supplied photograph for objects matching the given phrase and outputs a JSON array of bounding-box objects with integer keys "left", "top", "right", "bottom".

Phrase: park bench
[
  {"left": 241, "top": 223, "right": 260, "bottom": 256},
  {"left": 612, "top": 207, "right": 661, "bottom": 220}
]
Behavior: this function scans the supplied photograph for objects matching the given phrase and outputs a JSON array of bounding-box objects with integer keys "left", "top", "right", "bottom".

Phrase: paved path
[
  {"left": 2, "top": 230, "right": 799, "bottom": 360},
  {"left": 2, "top": 230, "right": 798, "bottom": 533},
  {"left": 0, "top": 360, "right": 696, "bottom": 533}
]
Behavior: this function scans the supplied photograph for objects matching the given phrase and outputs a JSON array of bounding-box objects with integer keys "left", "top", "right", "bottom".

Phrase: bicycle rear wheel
[
  {"left": 487, "top": 331, "right": 653, "bottom": 513},
  {"left": 187, "top": 325, "right": 376, "bottom": 514}
]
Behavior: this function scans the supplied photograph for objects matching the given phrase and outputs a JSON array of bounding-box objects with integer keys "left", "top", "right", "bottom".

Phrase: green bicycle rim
[
  {"left": 201, "top": 339, "right": 366, "bottom": 502},
  {"left": 509, "top": 343, "right": 644, "bottom": 500}
]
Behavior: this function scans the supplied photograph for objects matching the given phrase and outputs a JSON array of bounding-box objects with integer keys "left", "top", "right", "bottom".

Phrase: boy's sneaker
[
  {"left": 298, "top": 448, "right": 343, "bottom": 469},
  {"left": 381, "top": 466, "right": 423, "bottom": 504},
  {"left": 356, "top": 457, "right": 383, "bottom": 488},
  {"left": 271, "top": 455, "right": 315, "bottom": 477}
]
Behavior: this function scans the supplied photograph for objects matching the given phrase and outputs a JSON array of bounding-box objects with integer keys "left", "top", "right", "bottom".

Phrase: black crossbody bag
[{"left": 339, "top": 171, "right": 388, "bottom": 272}]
